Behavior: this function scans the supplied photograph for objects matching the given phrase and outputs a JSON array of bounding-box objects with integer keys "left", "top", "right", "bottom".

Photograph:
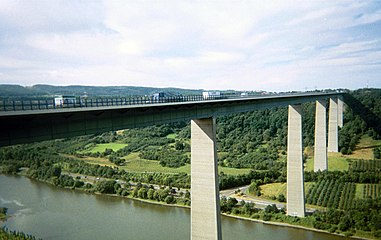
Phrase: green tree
[
  {"left": 184, "top": 190, "right": 190, "bottom": 199},
  {"left": 153, "top": 191, "right": 160, "bottom": 200},
  {"left": 373, "top": 147, "right": 381, "bottom": 159},
  {"left": 242, "top": 202, "right": 255, "bottom": 215},
  {"left": 264, "top": 204, "right": 279, "bottom": 213},
  {"left": 138, "top": 188, "right": 148, "bottom": 199},
  {"left": 165, "top": 195, "right": 175, "bottom": 204},
  {"left": 147, "top": 188, "right": 155, "bottom": 199},
  {"left": 95, "top": 180, "right": 116, "bottom": 194},
  {"left": 175, "top": 141, "right": 185, "bottom": 151},
  {"left": 0, "top": 207, "right": 7, "bottom": 215},
  {"left": 278, "top": 194, "right": 286, "bottom": 202}
]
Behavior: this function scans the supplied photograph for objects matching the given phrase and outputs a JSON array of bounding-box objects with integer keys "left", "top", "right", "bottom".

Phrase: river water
[{"left": 0, "top": 175, "right": 345, "bottom": 240}]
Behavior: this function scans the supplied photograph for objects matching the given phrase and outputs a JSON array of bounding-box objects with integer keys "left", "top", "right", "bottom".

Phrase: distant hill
[
  {"left": 0, "top": 84, "right": 45, "bottom": 97},
  {"left": 0, "top": 84, "right": 204, "bottom": 98}
]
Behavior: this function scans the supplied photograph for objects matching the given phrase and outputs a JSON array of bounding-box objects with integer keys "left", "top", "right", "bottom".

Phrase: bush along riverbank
[
  {"left": 0, "top": 207, "right": 7, "bottom": 221},
  {"left": 1, "top": 208, "right": 41, "bottom": 240},
  {"left": 0, "top": 227, "right": 41, "bottom": 240}
]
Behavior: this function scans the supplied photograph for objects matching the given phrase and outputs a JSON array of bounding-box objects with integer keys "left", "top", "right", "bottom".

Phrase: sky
[{"left": 0, "top": 1, "right": 381, "bottom": 92}]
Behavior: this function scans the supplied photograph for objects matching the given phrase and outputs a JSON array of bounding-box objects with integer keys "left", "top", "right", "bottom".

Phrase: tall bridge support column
[
  {"left": 314, "top": 100, "right": 327, "bottom": 171},
  {"left": 338, "top": 96, "right": 344, "bottom": 128},
  {"left": 191, "top": 118, "right": 222, "bottom": 240},
  {"left": 287, "top": 105, "right": 305, "bottom": 217},
  {"left": 328, "top": 98, "right": 339, "bottom": 152}
]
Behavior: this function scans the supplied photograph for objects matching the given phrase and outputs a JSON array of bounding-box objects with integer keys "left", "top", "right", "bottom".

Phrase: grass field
[
  {"left": 327, "top": 153, "right": 350, "bottom": 171},
  {"left": 346, "top": 136, "right": 381, "bottom": 160},
  {"left": 80, "top": 156, "right": 114, "bottom": 166},
  {"left": 121, "top": 152, "right": 189, "bottom": 173},
  {"left": 86, "top": 143, "right": 128, "bottom": 153},
  {"left": 305, "top": 153, "right": 349, "bottom": 172},
  {"left": 260, "top": 182, "right": 287, "bottom": 197},
  {"left": 218, "top": 166, "right": 252, "bottom": 175},
  {"left": 259, "top": 182, "right": 315, "bottom": 199},
  {"left": 166, "top": 133, "right": 177, "bottom": 139}
]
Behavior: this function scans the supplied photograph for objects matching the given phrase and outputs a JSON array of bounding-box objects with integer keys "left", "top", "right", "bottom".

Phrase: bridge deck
[{"left": 0, "top": 92, "right": 341, "bottom": 147}]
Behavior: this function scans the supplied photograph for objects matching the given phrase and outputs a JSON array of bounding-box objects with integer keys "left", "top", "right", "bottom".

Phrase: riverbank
[
  {"left": 0, "top": 207, "right": 8, "bottom": 222},
  {"left": 15, "top": 171, "right": 191, "bottom": 209},
  {"left": 90, "top": 190, "right": 191, "bottom": 209},
  {"left": 222, "top": 213, "right": 368, "bottom": 240}
]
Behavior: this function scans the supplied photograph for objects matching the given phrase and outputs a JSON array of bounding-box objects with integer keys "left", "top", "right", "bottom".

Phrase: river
[{"left": 0, "top": 175, "right": 346, "bottom": 240}]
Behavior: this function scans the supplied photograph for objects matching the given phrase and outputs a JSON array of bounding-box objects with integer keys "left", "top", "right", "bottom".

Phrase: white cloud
[
  {"left": 0, "top": 0, "right": 380, "bottom": 91},
  {"left": 353, "top": 8, "right": 381, "bottom": 26},
  {"left": 25, "top": 32, "right": 121, "bottom": 61}
]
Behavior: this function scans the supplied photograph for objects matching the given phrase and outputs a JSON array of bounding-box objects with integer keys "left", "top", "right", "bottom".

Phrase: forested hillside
[{"left": 0, "top": 84, "right": 203, "bottom": 98}]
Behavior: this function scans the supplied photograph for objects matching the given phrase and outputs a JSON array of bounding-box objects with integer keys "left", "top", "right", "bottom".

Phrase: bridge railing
[{"left": 0, "top": 95, "right": 234, "bottom": 112}]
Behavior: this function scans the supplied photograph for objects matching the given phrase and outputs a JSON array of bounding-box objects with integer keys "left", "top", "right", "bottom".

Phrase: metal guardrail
[
  {"left": 0, "top": 95, "right": 228, "bottom": 112},
  {"left": 0, "top": 91, "right": 341, "bottom": 112}
]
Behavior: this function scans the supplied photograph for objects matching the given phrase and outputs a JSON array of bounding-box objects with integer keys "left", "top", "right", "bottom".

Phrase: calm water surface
[{"left": 0, "top": 175, "right": 345, "bottom": 240}]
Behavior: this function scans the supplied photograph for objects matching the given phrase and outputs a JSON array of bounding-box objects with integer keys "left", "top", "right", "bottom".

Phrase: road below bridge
[{"left": 220, "top": 185, "right": 315, "bottom": 214}]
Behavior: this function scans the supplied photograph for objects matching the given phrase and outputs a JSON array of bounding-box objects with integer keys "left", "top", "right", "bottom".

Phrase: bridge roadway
[
  {"left": 0, "top": 92, "right": 339, "bottom": 147},
  {"left": 0, "top": 91, "right": 343, "bottom": 240}
]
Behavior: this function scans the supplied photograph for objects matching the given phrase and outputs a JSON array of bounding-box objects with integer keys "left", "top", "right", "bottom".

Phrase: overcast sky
[{"left": 0, "top": 1, "right": 380, "bottom": 91}]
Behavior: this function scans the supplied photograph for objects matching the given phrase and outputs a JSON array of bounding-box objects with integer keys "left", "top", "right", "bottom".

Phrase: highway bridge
[{"left": 0, "top": 92, "right": 344, "bottom": 240}]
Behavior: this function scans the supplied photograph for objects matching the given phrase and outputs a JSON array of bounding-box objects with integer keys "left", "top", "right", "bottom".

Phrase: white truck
[{"left": 202, "top": 91, "right": 221, "bottom": 100}]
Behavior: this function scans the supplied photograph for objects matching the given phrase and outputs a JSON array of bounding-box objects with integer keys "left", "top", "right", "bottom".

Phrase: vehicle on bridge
[
  {"left": 146, "top": 92, "right": 185, "bottom": 103},
  {"left": 152, "top": 92, "right": 165, "bottom": 101},
  {"left": 54, "top": 95, "right": 76, "bottom": 107},
  {"left": 54, "top": 95, "right": 85, "bottom": 108},
  {"left": 202, "top": 91, "right": 221, "bottom": 100}
]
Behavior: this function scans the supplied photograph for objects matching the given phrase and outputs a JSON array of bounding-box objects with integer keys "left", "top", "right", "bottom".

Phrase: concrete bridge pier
[
  {"left": 286, "top": 105, "right": 305, "bottom": 217},
  {"left": 338, "top": 96, "right": 344, "bottom": 128},
  {"left": 191, "top": 118, "right": 222, "bottom": 240},
  {"left": 314, "top": 100, "right": 327, "bottom": 172},
  {"left": 328, "top": 98, "right": 339, "bottom": 152}
]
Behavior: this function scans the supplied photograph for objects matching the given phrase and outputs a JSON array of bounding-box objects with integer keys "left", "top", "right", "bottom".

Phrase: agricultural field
[
  {"left": 260, "top": 181, "right": 380, "bottom": 210},
  {"left": 306, "top": 180, "right": 356, "bottom": 210},
  {"left": 361, "top": 184, "right": 381, "bottom": 199},
  {"left": 79, "top": 151, "right": 251, "bottom": 175},
  {"left": 81, "top": 143, "right": 128, "bottom": 154},
  {"left": 349, "top": 159, "right": 381, "bottom": 172}
]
